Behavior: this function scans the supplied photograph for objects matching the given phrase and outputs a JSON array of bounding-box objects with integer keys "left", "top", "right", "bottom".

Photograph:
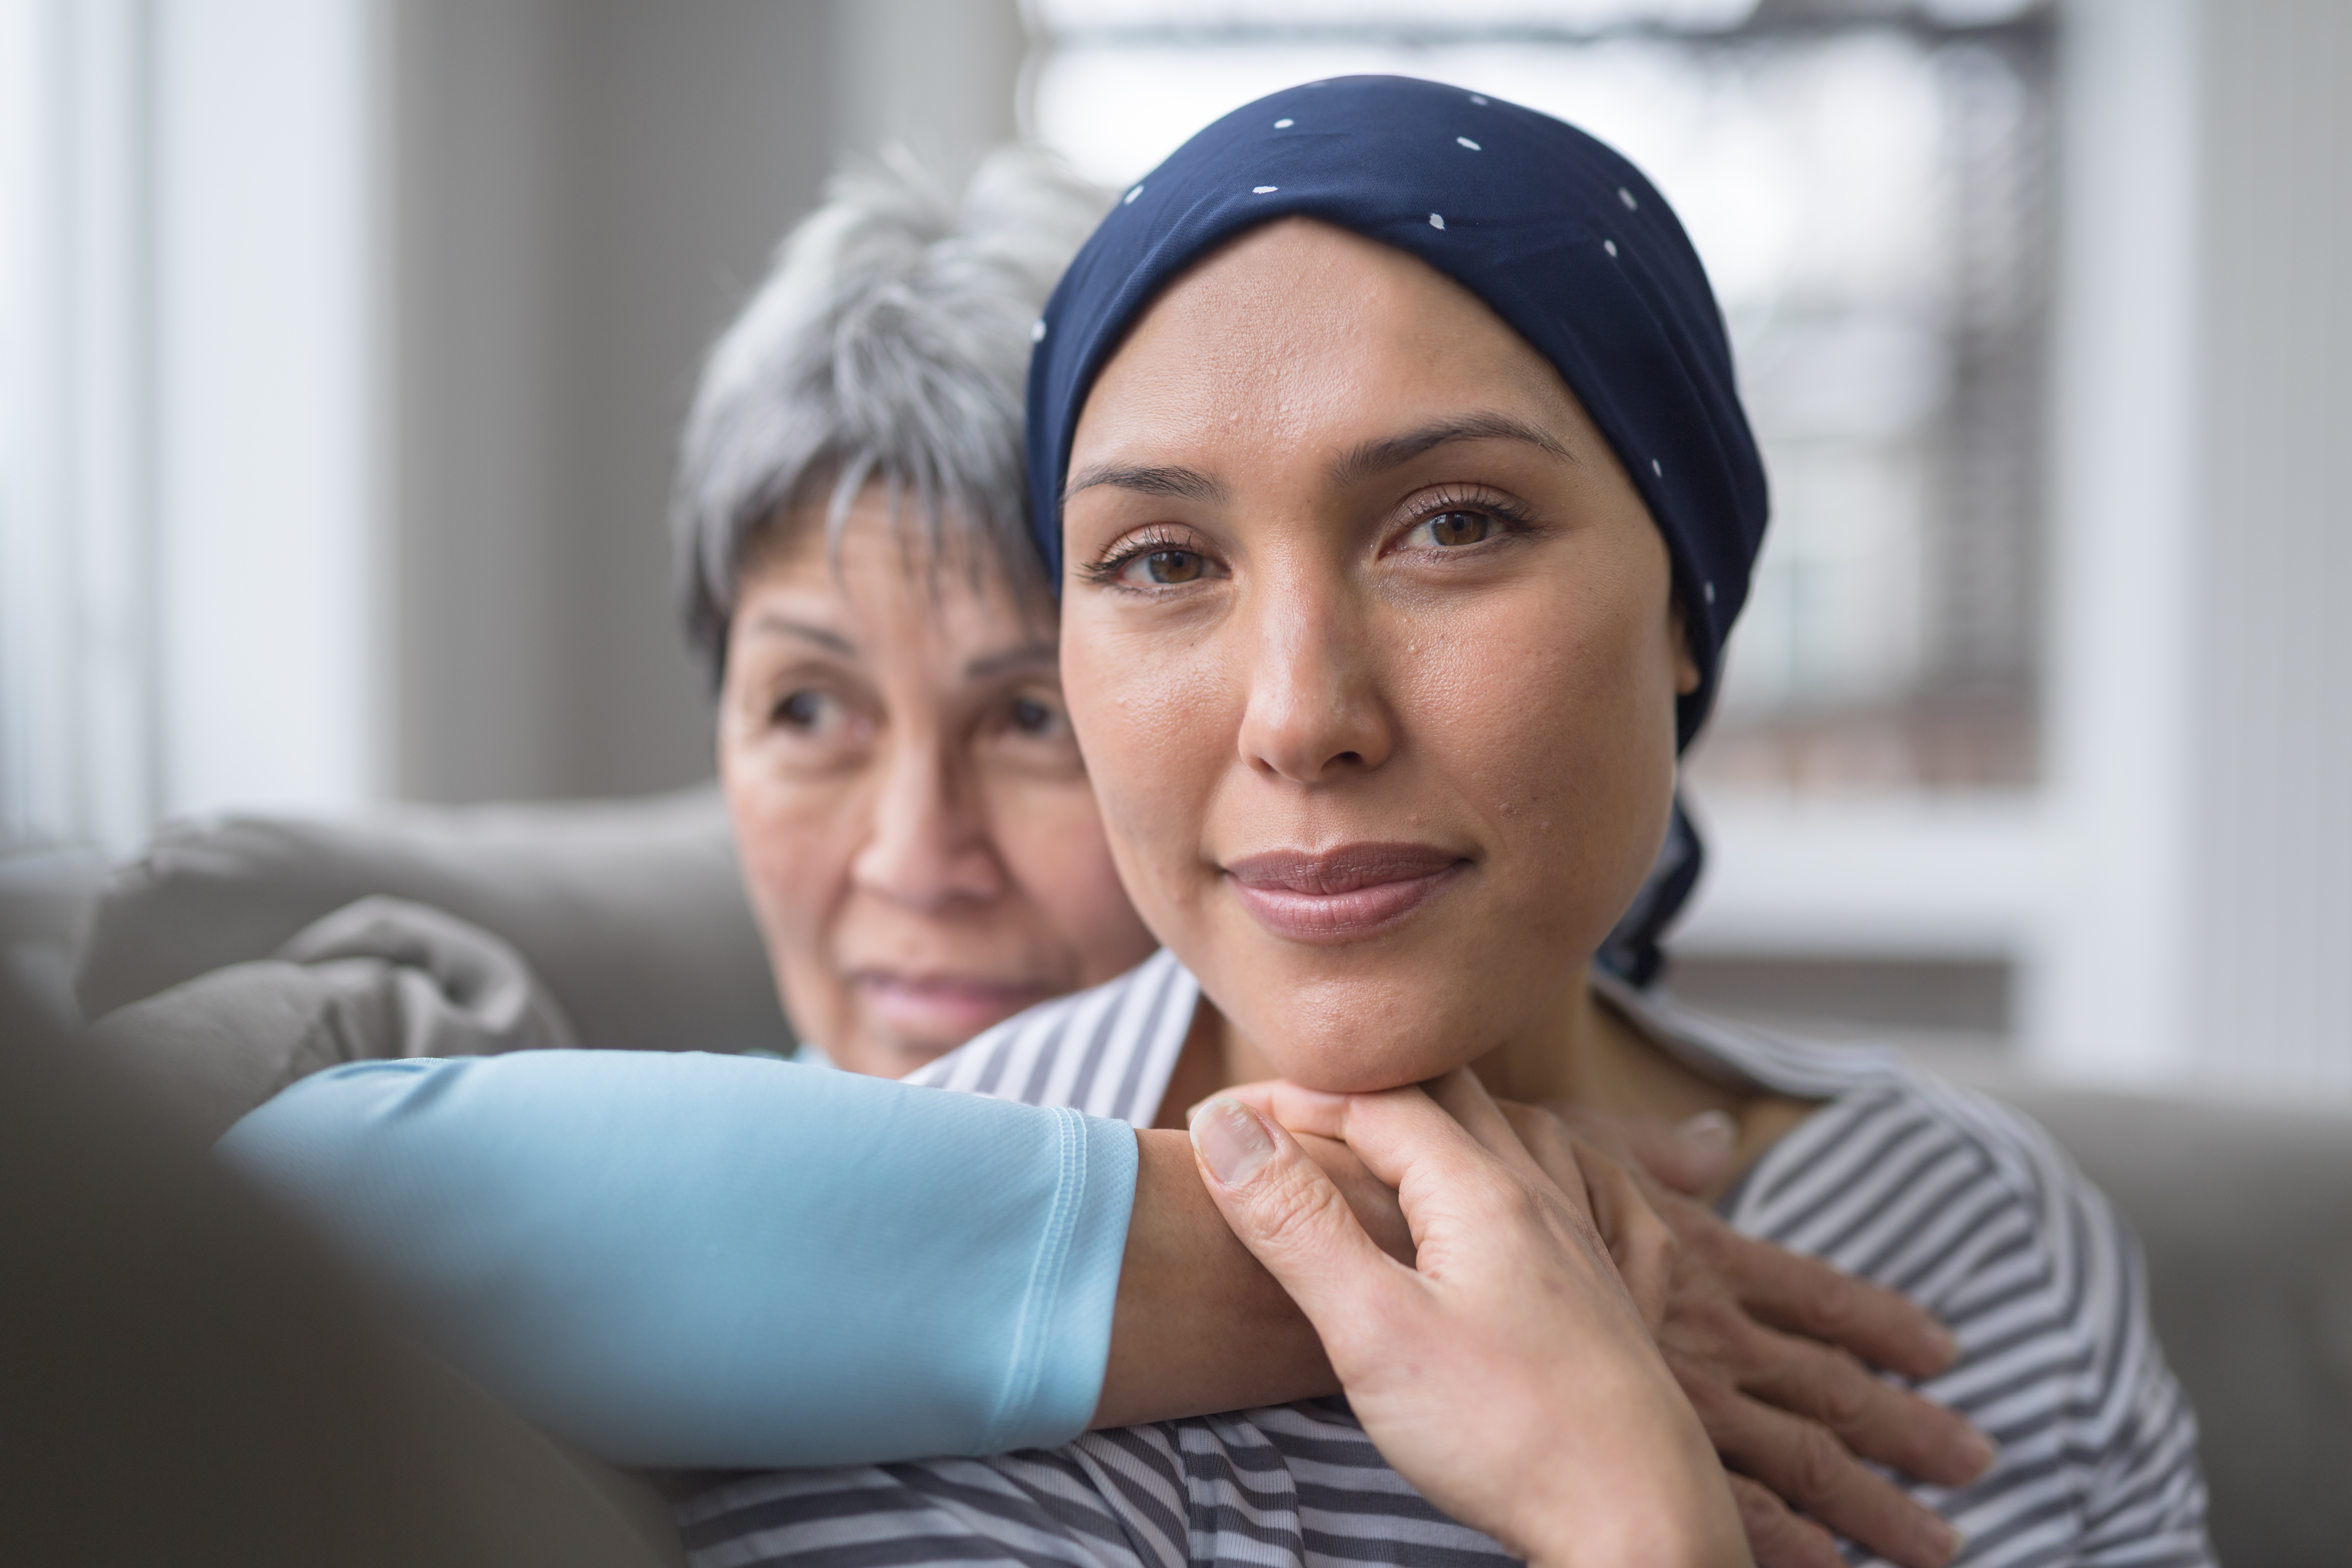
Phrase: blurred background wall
[{"left": 0, "top": 0, "right": 2346, "bottom": 1099}]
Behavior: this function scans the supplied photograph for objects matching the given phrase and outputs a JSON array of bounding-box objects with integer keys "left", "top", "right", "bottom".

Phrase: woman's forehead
[
  {"left": 1075, "top": 220, "right": 1590, "bottom": 471},
  {"left": 733, "top": 501, "right": 1052, "bottom": 664}
]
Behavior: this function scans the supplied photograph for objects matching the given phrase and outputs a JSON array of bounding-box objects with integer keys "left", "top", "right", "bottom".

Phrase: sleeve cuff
[{"left": 982, "top": 1107, "right": 1138, "bottom": 1451}]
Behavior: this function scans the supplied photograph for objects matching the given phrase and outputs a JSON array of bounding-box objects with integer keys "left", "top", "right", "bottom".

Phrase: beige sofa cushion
[
  {"left": 89, "top": 896, "right": 585, "bottom": 1141},
  {"left": 76, "top": 787, "right": 789, "bottom": 1060}
]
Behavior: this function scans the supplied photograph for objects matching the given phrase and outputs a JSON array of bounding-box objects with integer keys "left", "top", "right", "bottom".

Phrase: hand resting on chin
[
  {"left": 1192, "top": 1069, "right": 1750, "bottom": 1568},
  {"left": 1192, "top": 1079, "right": 1989, "bottom": 1568}
]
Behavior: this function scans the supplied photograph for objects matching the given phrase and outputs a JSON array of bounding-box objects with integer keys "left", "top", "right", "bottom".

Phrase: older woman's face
[
  {"left": 720, "top": 488, "right": 1157, "bottom": 1078},
  {"left": 1059, "top": 218, "right": 1698, "bottom": 1093}
]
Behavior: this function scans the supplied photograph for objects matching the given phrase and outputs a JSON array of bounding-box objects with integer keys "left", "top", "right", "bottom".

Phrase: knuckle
[
  {"left": 1804, "top": 1268, "right": 1859, "bottom": 1332},
  {"left": 1464, "top": 1164, "right": 1551, "bottom": 1235},
  {"left": 1727, "top": 1473, "right": 1786, "bottom": 1535},
  {"left": 1245, "top": 1162, "right": 1354, "bottom": 1253},
  {"left": 1624, "top": 1223, "right": 1679, "bottom": 1295},
  {"left": 1816, "top": 1351, "right": 1878, "bottom": 1428},
  {"left": 1788, "top": 1421, "right": 1852, "bottom": 1503},
  {"left": 1641, "top": 1210, "right": 1682, "bottom": 1265},
  {"left": 1727, "top": 1475, "right": 1839, "bottom": 1568},
  {"left": 1679, "top": 1203, "right": 1744, "bottom": 1265},
  {"left": 1705, "top": 1301, "right": 1770, "bottom": 1370}
]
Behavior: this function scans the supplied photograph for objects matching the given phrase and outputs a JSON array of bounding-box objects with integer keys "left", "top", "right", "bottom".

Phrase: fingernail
[
  {"left": 1677, "top": 1109, "right": 1737, "bottom": 1161},
  {"left": 1927, "top": 1323, "right": 1961, "bottom": 1369},
  {"left": 1920, "top": 1515, "right": 1962, "bottom": 1565},
  {"left": 1192, "top": 1097, "right": 1274, "bottom": 1186},
  {"left": 1954, "top": 1427, "right": 1997, "bottom": 1480}
]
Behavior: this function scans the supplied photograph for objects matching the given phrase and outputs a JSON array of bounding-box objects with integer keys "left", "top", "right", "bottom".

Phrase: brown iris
[
  {"left": 1427, "top": 512, "right": 1492, "bottom": 547},
  {"left": 1144, "top": 549, "right": 1205, "bottom": 583}
]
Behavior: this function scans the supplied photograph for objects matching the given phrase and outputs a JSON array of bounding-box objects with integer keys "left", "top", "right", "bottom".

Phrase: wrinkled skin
[{"left": 719, "top": 491, "right": 1156, "bottom": 1078}]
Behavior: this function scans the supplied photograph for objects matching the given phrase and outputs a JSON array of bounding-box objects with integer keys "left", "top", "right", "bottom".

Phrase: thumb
[{"left": 1190, "top": 1096, "right": 1411, "bottom": 1335}]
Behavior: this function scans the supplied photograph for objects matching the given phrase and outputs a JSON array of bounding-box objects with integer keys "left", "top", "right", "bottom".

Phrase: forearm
[
  {"left": 224, "top": 1052, "right": 1408, "bottom": 1463},
  {"left": 220, "top": 1051, "right": 1134, "bottom": 1467},
  {"left": 1094, "top": 1129, "right": 1410, "bottom": 1427}
]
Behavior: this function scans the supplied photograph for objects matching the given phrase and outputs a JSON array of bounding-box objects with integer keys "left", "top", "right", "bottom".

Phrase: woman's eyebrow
[
  {"left": 963, "top": 640, "right": 1059, "bottom": 681},
  {"left": 743, "top": 613, "right": 858, "bottom": 658},
  {"left": 1329, "top": 412, "right": 1576, "bottom": 485},
  {"left": 1062, "top": 463, "right": 1226, "bottom": 505}
]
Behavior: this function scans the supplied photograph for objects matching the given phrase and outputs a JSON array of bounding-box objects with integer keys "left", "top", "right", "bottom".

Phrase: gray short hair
[{"left": 673, "top": 145, "right": 1108, "bottom": 682}]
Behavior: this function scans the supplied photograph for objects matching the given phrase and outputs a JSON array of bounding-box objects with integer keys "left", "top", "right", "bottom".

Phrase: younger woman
[{"left": 674, "top": 77, "right": 2209, "bottom": 1568}]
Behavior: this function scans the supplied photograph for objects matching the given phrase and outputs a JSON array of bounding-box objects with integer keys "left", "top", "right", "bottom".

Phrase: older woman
[
  {"left": 675, "top": 148, "right": 1156, "bottom": 1077},
  {"left": 231, "top": 130, "right": 2053, "bottom": 1568}
]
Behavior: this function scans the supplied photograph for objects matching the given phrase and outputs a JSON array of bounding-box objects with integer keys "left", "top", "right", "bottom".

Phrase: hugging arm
[
  {"left": 226, "top": 1046, "right": 1977, "bottom": 1557},
  {"left": 222, "top": 1051, "right": 1141, "bottom": 1468},
  {"left": 223, "top": 1050, "right": 1387, "bottom": 1465},
  {"left": 1096, "top": 1127, "right": 1416, "bottom": 1425}
]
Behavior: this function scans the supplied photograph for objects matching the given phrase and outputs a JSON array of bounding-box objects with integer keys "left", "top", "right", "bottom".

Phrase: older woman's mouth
[
  {"left": 852, "top": 972, "right": 1058, "bottom": 1041},
  {"left": 1223, "top": 844, "right": 1469, "bottom": 943}
]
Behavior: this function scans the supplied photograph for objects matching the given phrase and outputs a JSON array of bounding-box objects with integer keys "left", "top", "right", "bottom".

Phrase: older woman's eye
[
  {"left": 773, "top": 689, "right": 831, "bottom": 730},
  {"left": 1412, "top": 510, "right": 1499, "bottom": 548},
  {"left": 1009, "top": 696, "right": 1066, "bottom": 737}
]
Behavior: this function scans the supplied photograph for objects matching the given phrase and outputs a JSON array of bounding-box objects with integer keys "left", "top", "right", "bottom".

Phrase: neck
[{"left": 1472, "top": 968, "right": 1765, "bottom": 1126}]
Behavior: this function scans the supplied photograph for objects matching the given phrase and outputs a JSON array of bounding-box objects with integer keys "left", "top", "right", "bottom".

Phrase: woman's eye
[
  {"left": 1008, "top": 696, "right": 1065, "bottom": 738},
  {"left": 1412, "top": 510, "right": 1499, "bottom": 549},
  {"left": 773, "top": 689, "right": 831, "bottom": 730},
  {"left": 1117, "top": 548, "right": 1208, "bottom": 586}
]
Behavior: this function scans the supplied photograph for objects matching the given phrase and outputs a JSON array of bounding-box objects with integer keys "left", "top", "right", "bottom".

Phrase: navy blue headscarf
[{"left": 1025, "top": 76, "right": 1768, "bottom": 985}]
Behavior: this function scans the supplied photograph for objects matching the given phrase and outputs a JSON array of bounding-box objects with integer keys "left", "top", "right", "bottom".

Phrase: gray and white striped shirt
[{"left": 677, "top": 949, "right": 2212, "bottom": 1568}]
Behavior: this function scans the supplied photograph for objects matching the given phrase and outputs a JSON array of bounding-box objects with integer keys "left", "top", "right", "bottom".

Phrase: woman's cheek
[
  {"left": 722, "top": 756, "right": 872, "bottom": 1057},
  {"left": 722, "top": 747, "right": 855, "bottom": 948},
  {"left": 1078, "top": 664, "right": 1232, "bottom": 931},
  {"left": 1410, "top": 590, "right": 1674, "bottom": 936},
  {"left": 994, "top": 777, "right": 1161, "bottom": 984}
]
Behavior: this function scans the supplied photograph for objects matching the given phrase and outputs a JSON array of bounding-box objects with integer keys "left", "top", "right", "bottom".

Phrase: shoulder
[
  {"left": 1730, "top": 1067, "right": 2108, "bottom": 1317},
  {"left": 1668, "top": 1019, "right": 2213, "bottom": 1563},
  {"left": 1614, "top": 979, "right": 2125, "bottom": 1311},
  {"left": 903, "top": 949, "right": 1198, "bottom": 1125}
]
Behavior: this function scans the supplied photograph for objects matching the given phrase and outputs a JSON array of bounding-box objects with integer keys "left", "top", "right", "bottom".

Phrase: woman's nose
[
  {"left": 850, "top": 742, "right": 1006, "bottom": 909},
  {"left": 1234, "top": 585, "right": 1397, "bottom": 785}
]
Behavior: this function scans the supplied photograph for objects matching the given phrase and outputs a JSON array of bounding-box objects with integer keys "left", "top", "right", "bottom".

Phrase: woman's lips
[
  {"left": 852, "top": 972, "right": 1054, "bottom": 1040},
  {"left": 1223, "top": 843, "right": 1469, "bottom": 943}
]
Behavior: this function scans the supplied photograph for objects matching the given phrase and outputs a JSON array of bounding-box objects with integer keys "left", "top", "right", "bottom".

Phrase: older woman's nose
[
  {"left": 851, "top": 743, "right": 1007, "bottom": 909},
  {"left": 1234, "top": 588, "right": 1397, "bottom": 785}
]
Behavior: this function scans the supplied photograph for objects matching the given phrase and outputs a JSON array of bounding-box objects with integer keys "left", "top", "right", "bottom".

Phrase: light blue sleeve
[{"left": 217, "top": 1050, "right": 1137, "bottom": 1469}]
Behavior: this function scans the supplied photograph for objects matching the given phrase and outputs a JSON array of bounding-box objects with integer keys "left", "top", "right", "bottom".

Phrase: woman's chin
[
  {"left": 855, "top": 977, "right": 1049, "bottom": 1057},
  {"left": 1255, "top": 1028, "right": 1478, "bottom": 1096}
]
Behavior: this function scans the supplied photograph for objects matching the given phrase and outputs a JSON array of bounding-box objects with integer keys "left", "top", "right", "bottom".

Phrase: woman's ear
[{"left": 1669, "top": 604, "right": 1702, "bottom": 697}]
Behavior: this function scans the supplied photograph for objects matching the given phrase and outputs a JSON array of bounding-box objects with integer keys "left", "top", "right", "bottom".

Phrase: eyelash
[
  {"left": 1079, "top": 486, "right": 1538, "bottom": 587},
  {"left": 1397, "top": 486, "right": 1535, "bottom": 544},
  {"left": 1079, "top": 525, "right": 1210, "bottom": 588}
]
